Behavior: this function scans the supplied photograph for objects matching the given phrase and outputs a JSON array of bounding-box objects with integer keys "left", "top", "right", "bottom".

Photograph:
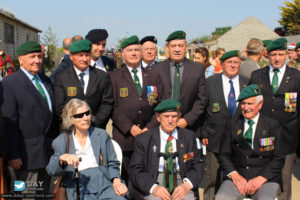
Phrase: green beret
[
  {"left": 263, "top": 40, "right": 272, "bottom": 47},
  {"left": 219, "top": 50, "right": 240, "bottom": 61},
  {"left": 69, "top": 39, "right": 92, "bottom": 54},
  {"left": 121, "top": 35, "right": 140, "bottom": 49},
  {"left": 296, "top": 42, "right": 300, "bottom": 50},
  {"left": 237, "top": 84, "right": 261, "bottom": 102},
  {"left": 166, "top": 30, "right": 186, "bottom": 42},
  {"left": 17, "top": 41, "right": 41, "bottom": 56},
  {"left": 266, "top": 38, "right": 287, "bottom": 52},
  {"left": 154, "top": 99, "right": 181, "bottom": 113}
]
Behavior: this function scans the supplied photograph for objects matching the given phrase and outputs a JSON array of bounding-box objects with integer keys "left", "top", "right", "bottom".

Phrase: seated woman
[{"left": 47, "top": 98, "right": 127, "bottom": 199}]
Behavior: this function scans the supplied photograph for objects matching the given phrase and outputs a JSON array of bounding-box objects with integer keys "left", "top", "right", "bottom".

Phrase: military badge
[
  {"left": 259, "top": 84, "right": 264, "bottom": 89},
  {"left": 237, "top": 129, "right": 242, "bottom": 135},
  {"left": 183, "top": 152, "right": 194, "bottom": 162},
  {"left": 67, "top": 87, "right": 77, "bottom": 96},
  {"left": 99, "top": 153, "right": 104, "bottom": 165},
  {"left": 147, "top": 86, "right": 158, "bottom": 105},
  {"left": 180, "top": 144, "right": 184, "bottom": 148},
  {"left": 105, "top": 65, "right": 109, "bottom": 70},
  {"left": 212, "top": 103, "right": 220, "bottom": 112},
  {"left": 153, "top": 145, "right": 157, "bottom": 153},
  {"left": 259, "top": 137, "right": 275, "bottom": 151},
  {"left": 120, "top": 88, "right": 128, "bottom": 97},
  {"left": 284, "top": 92, "right": 297, "bottom": 112}
]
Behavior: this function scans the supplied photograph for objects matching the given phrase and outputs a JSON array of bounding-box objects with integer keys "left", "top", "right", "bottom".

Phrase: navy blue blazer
[{"left": 1, "top": 69, "right": 58, "bottom": 169}]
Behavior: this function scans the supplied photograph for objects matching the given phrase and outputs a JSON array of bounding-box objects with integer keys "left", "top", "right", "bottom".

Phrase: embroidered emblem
[
  {"left": 67, "top": 87, "right": 77, "bottom": 96},
  {"left": 120, "top": 88, "right": 128, "bottom": 97},
  {"left": 212, "top": 103, "right": 220, "bottom": 112}
]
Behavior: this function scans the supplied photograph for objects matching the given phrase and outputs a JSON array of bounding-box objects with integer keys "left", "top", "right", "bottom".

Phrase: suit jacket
[
  {"left": 50, "top": 54, "right": 73, "bottom": 83},
  {"left": 249, "top": 66, "right": 300, "bottom": 154},
  {"left": 102, "top": 55, "right": 116, "bottom": 72},
  {"left": 152, "top": 59, "right": 207, "bottom": 132},
  {"left": 201, "top": 74, "right": 248, "bottom": 153},
  {"left": 239, "top": 57, "right": 260, "bottom": 81},
  {"left": 1, "top": 69, "right": 58, "bottom": 169},
  {"left": 219, "top": 114, "right": 285, "bottom": 186},
  {"left": 110, "top": 66, "right": 164, "bottom": 151},
  {"left": 54, "top": 66, "right": 113, "bottom": 129},
  {"left": 46, "top": 127, "right": 120, "bottom": 197},
  {"left": 128, "top": 127, "right": 204, "bottom": 195}
]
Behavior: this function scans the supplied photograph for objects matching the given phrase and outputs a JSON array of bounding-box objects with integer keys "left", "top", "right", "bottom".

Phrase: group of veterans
[{"left": 0, "top": 28, "right": 299, "bottom": 200}]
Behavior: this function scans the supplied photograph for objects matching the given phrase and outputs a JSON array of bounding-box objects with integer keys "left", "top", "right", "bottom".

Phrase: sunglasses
[{"left": 73, "top": 110, "right": 91, "bottom": 119}]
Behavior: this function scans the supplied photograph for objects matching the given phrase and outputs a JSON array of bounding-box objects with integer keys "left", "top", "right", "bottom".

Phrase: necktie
[
  {"left": 131, "top": 69, "right": 142, "bottom": 96},
  {"left": 228, "top": 79, "right": 236, "bottom": 117},
  {"left": 163, "top": 136, "right": 175, "bottom": 193},
  {"left": 244, "top": 120, "right": 255, "bottom": 147},
  {"left": 146, "top": 65, "right": 151, "bottom": 69},
  {"left": 33, "top": 76, "right": 48, "bottom": 105},
  {"left": 272, "top": 69, "right": 279, "bottom": 94},
  {"left": 172, "top": 63, "right": 180, "bottom": 100},
  {"left": 79, "top": 72, "right": 85, "bottom": 88}
]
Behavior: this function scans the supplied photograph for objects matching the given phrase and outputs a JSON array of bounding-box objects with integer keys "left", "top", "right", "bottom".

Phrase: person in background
[
  {"left": 211, "top": 48, "right": 225, "bottom": 74},
  {"left": 140, "top": 36, "right": 158, "bottom": 68},
  {"left": 193, "top": 47, "right": 214, "bottom": 78},
  {"left": 287, "top": 43, "right": 297, "bottom": 67}
]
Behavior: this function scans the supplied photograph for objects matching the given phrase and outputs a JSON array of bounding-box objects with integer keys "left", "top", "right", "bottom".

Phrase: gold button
[
  {"left": 138, "top": 111, "right": 142, "bottom": 114},
  {"left": 139, "top": 97, "right": 142, "bottom": 101},
  {"left": 272, "top": 109, "right": 275, "bottom": 112},
  {"left": 246, "top": 156, "right": 249, "bottom": 159},
  {"left": 237, "top": 144, "right": 240, "bottom": 147},
  {"left": 259, "top": 156, "right": 262, "bottom": 159},
  {"left": 246, "top": 166, "right": 250, "bottom": 170},
  {"left": 137, "top": 124, "right": 140, "bottom": 127}
]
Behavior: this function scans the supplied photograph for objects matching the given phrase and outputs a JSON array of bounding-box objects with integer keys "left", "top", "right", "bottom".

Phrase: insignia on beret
[
  {"left": 237, "top": 84, "right": 262, "bottom": 102},
  {"left": 154, "top": 99, "right": 181, "bottom": 113},
  {"left": 255, "top": 88, "right": 259, "bottom": 94}
]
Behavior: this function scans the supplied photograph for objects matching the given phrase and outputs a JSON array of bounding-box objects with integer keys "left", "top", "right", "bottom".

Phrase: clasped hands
[
  {"left": 230, "top": 172, "right": 267, "bottom": 195},
  {"left": 152, "top": 181, "right": 192, "bottom": 200}
]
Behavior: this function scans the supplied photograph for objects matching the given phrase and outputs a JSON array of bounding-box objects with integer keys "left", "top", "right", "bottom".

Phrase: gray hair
[
  {"left": 246, "top": 38, "right": 264, "bottom": 55},
  {"left": 256, "top": 95, "right": 263, "bottom": 104},
  {"left": 71, "top": 35, "right": 83, "bottom": 44},
  {"left": 61, "top": 98, "right": 91, "bottom": 131}
]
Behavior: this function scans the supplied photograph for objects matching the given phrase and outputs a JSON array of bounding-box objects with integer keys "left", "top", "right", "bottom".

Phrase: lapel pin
[
  {"left": 287, "top": 77, "right": 290, "bottom": 80},
  {"left": 237, "top": 129, "right": 242, "bottom": 135},
  {"left": 153, "top": 145, "right": 157, "bottom": 153},
  {"left": 263, "top": 130, "right": 267, "bottom": 135},
  {"left": 259, "top": 84, "right": 264, "bottom": 89},
  {"left": 180, "top": 144, "right": 184, "bottom": 148},
  {"left": 243, "top": 84, "right": 247, "bottom": 88}
]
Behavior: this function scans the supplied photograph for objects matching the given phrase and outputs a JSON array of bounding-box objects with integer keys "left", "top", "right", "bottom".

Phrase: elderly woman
[{"left": 47, "top": 99, "right": 127, "bottom": 199}]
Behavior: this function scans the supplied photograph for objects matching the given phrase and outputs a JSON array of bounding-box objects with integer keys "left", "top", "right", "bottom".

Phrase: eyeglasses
[{"left": 73, "top": 110, "right": 91, "bottom": 119}]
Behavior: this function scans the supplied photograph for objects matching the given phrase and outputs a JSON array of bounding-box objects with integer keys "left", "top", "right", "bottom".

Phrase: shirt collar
[
  {"left": 159, "top": 126, "right": 178, "bottom": 141},
  {"left": 127, "top": 64, "right": 142, "bottom": 72},
  {"left": 269, "top": 64, "right": 286, "bottom": 74},
  {"left": 222, "top": 73, "right": 239, "bottom": 82},
  {"left": 73, "top": 66, "right": 90, "bottom": 76},
  {"left": 169, "top": 58, "right": 185, "bottom": 67},
  {"left": 142, "top": 60, "right": 156, "bottom": 67},
  {"left": 20, "top": 67, "right": 39, "bottom": 80},
  {"left": 244, "top": 113, "right": 260, "bottom": 125}
]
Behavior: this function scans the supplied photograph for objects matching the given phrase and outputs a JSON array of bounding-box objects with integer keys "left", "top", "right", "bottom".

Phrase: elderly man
[
  {"left": 110, "top": 35, "right": 164, "bottom": 196},
  {"left": 54, "top": 37, "right": 72, "bottom": 68},
  {"left": 152, "top": 30, "right": 207, "bottom": 135},
  {"left": 54, "top": 39, "right": 113, "bottom": 128},
  {"left": 216, "top": 84, "right": 285, "bottom": 200},
  {"left": 201, "top": 50, "right": 248, "bottom": 200},
  {"left": 250, "top": 38, "right": 300, "bottom": 200},
  {"left": 129, "top": 99, "right": 204, "bottom": 200},
  {"left": 1, "top": 41, "right": 58, "bottom": 193},
  {"left": 239, "top": 38, "right": 264, "bottom": 80},
  {"left": 140, "top": 36, "right": 158, "bottom": 68},
  {"left": 85, "top": 29, "right": 116, "bottom": 72}
]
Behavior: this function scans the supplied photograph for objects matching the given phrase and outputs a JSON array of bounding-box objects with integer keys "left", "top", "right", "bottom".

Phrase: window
[{"left": 4, "top": 23, "right": 14, "bottom": 43}]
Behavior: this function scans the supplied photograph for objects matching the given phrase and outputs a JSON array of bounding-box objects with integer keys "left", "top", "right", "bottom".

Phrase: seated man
[
  {"left": 216, "top": 84, "right": 285, "bottom": 200},
  {"left": 129, "top": 99, "right": 204, "bottom": 200}
]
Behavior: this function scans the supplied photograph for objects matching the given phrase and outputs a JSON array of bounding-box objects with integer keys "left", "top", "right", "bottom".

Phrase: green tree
[
  {"left": 41, "top": 26, "right": 58, "bottom": 71},
  {"left": 211, "top": 26, "right": 232, "bottom": 39},
  {"left": 116, "top": 37, "right": 127, "bottom": 50},
  {"left": 279, "top": 0, "right": 300, "bottom": 35}
]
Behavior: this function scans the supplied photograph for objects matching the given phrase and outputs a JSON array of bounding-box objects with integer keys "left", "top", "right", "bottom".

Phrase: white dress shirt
[
  {"left": 127, "top": 65, "right": 143, "bottom": 87},
  {"left": 73, "top": 66, "right": 90, "bottom": 94},
  {"left": 142, "top": 60, "right": 156, "bottom": 68},
  {"left": 72, "top": 132, "right": 98, "bottom": 171},
  {"left": 269, "top": 64, "right": 286, "bottom": 87},
  {"left": 20, "top": 67, "right": 52, "bottom": 111},
  {"left": 222, "top": 74, "right": 240, "bottom": 108},
  {"left": 90, "top": 57, "right": 107, "bottom": 72}
]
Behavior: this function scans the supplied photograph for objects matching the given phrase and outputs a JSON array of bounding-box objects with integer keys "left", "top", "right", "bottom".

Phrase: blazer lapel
[
  {"left": 150, "top": 128, "right": 161, "bottom": 178},
  {"left": 277, "top": 67, "right": 293, "bottom": 95},
  {"left": 85, "top": 66, "right": 97, "bottom": 97},
  {"left": 89, "top": 127, "right": 101, "bottom": 165},
  {"left": 122, "top": 67, "right": 140, "bottom": 96},
  {"left": 141, "top": 67, "right": 148, "bottom": 96},
  {"left": 215, "top": 74, "right": 229, "bottom": 116},
  {"left": 181, "top": 59, "right": 190, "bottom": 87},
  {"left": 69, "top": 66, "right": 85, "bottom": 96},
  {"left": 162, "top": 60, "right": 172, "bottom": 97},
  {"left": 176, "top": 129, "right": 185, "bottom": 170},
  {"left": 261, "top": 67, "right": 273, "bottom": 96},
  {"left": 253, "top": 115, "right": 264, "bottom": 152}
]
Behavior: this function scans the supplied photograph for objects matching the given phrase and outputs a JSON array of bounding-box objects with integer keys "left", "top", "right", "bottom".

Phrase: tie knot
[
  {"left": 248, "top": 120, "right": 254, "bottom": 126},
  {"left": 79, "top": 72, "right": 85, "bottom": 78},
  {"left": 273, "top": 68, "right": 279, "bottom": 73},
  {"left": 167, "top": 136, "right": 174, "bottom": 141},
  {"left": 132, "top": 69, "right": 138, "bottom": 74},
  {"left": 33, "top": 76, "right": 38, "bottom": 81},
  {"left": 174, "top": 63, "right": 180, "bottom": 68},
  {"left": 229, "top": 79, "right": 233, "bottom": 84}
]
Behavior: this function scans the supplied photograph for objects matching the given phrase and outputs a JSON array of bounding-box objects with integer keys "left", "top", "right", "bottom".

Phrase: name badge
[{"left": 284, "top": 92, "right": 297, "bottom": 112}]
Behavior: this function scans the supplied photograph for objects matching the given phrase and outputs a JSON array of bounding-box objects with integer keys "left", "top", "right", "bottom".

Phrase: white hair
[{"left": 256, "top": 95, "right": 263, "bottom": 104}]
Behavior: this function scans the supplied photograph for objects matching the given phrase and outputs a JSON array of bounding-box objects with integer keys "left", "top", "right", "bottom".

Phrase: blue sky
[{"left": 1, "top": 0, "right": 285, "bottom": 48}]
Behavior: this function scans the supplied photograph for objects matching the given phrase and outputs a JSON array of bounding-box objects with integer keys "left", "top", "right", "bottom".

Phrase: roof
[
  {"left": 210, "top": 16, "right": 279, "bottom": 51},
  {"left": 0, "top": 9, "right": 42, "bottom": 32}
]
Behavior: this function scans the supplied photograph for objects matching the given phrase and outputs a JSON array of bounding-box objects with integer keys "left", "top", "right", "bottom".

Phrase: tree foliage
[
  {"left": 211, "top": 27, "right": 232, "bottom": 37},
  {"left": 279, "top": 0, "right": 300, "bottom": 35},
  {"left": 116, "top": 37, "right": 127, "bottom": 50},
  {"left": 41, "top": 26, "right": 58, "bottom": 71}
]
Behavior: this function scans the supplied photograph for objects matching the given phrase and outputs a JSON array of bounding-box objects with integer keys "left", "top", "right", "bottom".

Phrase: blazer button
[
  {"left": 237, "top": 144, "right": 240, "bottom": 147},
  {"left": 138, "top": 110, "right": 142, "bottom": 114},
  {"left": 272, "top": 109, "right": 275, "bottom": 112},
  {"left": 137, "top": 124, "right": 140, "bottom": 127},
  {"left": 139, "top": 97, "right": 142, "bottom": 101},
  {"left": 246, "top": 156, "right": 249, "bottom": 159},
  {"left": 259, "top": 156, "right": 262, "bottom": 159},
  {"left": 272, "top": 96, "right": 275, "bottom": 99},
  {"left": 246, "top": 166, "right": 250, "bottom": 170}
]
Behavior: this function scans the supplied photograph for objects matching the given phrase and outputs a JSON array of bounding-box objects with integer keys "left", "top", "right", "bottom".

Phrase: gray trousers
[
  {"left": 144, "top": 173, "right": 196, "bottom": 200},
  {"left": 277, "top": 153, "right": 296, "bottom": 200},
  {"left": 203, "top": 151, "right": 220, "bottom": 200},
  {"left": 215, "top": 180, "right": 280, "bottom": 200}
]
